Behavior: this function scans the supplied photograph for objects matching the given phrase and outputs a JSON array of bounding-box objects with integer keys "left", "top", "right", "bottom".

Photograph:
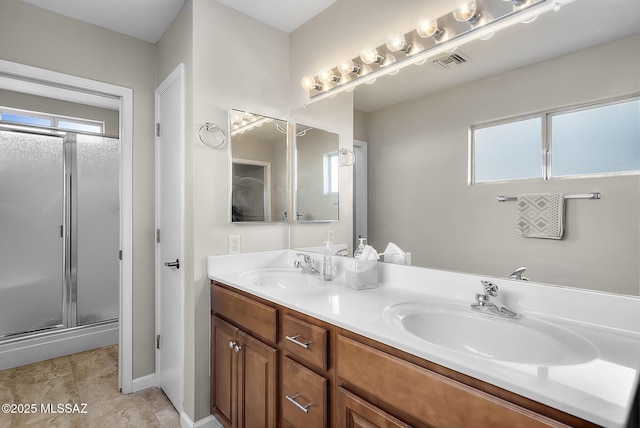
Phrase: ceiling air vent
[{"left": 431, "top": 51, "right": 472, "bottom": 70}]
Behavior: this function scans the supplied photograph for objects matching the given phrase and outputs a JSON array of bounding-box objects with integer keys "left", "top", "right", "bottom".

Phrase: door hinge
[
  {"left": 156, "top": 229, "right": 161, "bottom": 243},
  {"left": 156, "top": 334, "right": 160, "bottom": 349},
  {"left": 118, "top": 250, "right": 123, "bottom": 261},
  {"left": 156, "top": 123, "right": 160, "bottom": 137}
]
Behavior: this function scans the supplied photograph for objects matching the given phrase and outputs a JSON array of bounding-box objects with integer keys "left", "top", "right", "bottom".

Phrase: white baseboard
[
  {"left": 0, "top": 322, "right": 118, "bottom": 371},
  {"left": 131, "top": 373, "right": 157, "bottom": 392},
  {"left": 180, "top": 413, "right": 223, "bottom": 428}
]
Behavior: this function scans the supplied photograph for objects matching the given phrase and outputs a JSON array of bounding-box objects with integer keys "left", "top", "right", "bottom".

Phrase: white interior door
[{"left": 155, "top": 64, "right": 184, "bottom": 412}]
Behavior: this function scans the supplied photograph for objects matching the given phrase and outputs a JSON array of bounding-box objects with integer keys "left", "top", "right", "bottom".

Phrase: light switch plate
[{"left": 229, "top": 235, "right": 241, "bottom": 254}]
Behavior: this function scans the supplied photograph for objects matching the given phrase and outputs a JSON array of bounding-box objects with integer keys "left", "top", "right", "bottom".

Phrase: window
[
  {"left": 323, "top": 151, "right": 339, "bottom": 194},
  {"left": 473, "top": 117, "right": 542, "bottom": 182},
  {"left": 0, "top": 107, "right": 104, "bottom": 134},
  {"left": 550, "top": 99, "right": 640, "bottom": 177},
  {"left": 470, "top": 96, "right": 640, "bottom": 183}
]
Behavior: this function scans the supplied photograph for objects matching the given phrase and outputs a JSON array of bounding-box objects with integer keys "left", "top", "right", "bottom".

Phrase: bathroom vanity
[{"left": 208, "top": 250, "right": 640, "bottom": 428}]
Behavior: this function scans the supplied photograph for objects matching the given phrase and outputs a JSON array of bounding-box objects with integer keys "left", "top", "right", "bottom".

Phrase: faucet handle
[
  {"left": 296, "top": 253, "right": 311, "bottom": 263},
  {"left": 481, "top": 280, "right": 499, "bottom": 296}
]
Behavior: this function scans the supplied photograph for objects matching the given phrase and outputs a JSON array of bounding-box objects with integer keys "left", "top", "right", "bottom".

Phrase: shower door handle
[{"left": 163, "top": 258, "right": 180, "bottom": 269}]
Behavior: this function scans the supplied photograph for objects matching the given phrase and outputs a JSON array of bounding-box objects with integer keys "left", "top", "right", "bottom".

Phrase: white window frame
[
  {"left": 469, "top": 94, "right": 640, "bottom": 184},
  {"left": 0, "top": 106, "right": 105, "bottom": 134},
  {"left": 323, "top": 151, "right": 339, "bottom": 195}
]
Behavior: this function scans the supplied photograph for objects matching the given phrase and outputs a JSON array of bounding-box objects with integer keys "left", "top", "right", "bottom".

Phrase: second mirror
[{"left": 229, "top": 109, "right": 288, "bottom": 223}]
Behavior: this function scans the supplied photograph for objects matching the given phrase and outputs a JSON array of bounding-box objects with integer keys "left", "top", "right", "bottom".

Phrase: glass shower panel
[
  {"left": 75, "top": 134, "right": 120, "bottom": 325},
  {"left": 0, "top": 131, "right": 64, "bottom": 337}
]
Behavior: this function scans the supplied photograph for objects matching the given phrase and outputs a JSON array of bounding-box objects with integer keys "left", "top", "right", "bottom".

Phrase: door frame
[
  {"left": 353, "top": 139, "right": 368, "bottom": 250},
  {"left": 0, "top": 59, "right": 134, "bottom": 392},
  {"left": 154, "top": 63, "right": 185, "bottom": 412}
]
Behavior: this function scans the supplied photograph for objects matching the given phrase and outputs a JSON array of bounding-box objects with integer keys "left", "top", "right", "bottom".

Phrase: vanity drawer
[
  {"left": 211, "top": 283, "right": 277, "bottom": 344},
  {"left": 282, "top": 314, "right": 328, "bottom": 370},
  {"left": 282, "top": 356, "right": 327, "bottom": 428},
  {"left": 337, "top": 335, "right": 567, "bottom": 428}
]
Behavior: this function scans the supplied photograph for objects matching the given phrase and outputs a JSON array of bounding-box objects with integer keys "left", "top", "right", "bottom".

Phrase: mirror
[
  {"left": 229, "top": 109, "right": 288, "bottom": 222},
  {"left": 342, "top": 0, "right": 639, "bottom": 295},
  {"left": 294, "top": 124, "right": 340, "bottom": 222}
]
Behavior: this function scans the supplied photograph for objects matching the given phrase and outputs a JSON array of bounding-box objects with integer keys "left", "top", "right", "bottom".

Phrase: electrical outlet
[
  {"left": 229, "top": 235, "right": 241, "bottom": 254},
  {"left": 326, "top": 230, "right": 335, "bottom": 244}
]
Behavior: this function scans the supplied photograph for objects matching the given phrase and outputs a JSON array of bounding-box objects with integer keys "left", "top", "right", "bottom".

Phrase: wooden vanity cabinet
[
  {"left": 211, "top": 316, "right": 277, "bottom": 428},
  {"left": 211, "top": 285, "right": 278, "bottom": 428},
  {"left": 211, "top": 281, "right": 599, "bottom": 428}
]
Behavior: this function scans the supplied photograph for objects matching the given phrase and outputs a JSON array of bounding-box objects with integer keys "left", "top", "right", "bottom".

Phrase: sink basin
[
  {"left": 383, "top": 302, "right": 597, "bottom": 365},
  {"left": 239, "top": 268, "right": 324, "bottom": 293}
]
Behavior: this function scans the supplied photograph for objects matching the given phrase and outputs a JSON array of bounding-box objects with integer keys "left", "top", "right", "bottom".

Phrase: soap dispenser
[
  {"left": 354, "top": 236, "right": 366, "bottom": 258},
  {"left": 322, "top": 240, "right": 334, "bottom": 281}
]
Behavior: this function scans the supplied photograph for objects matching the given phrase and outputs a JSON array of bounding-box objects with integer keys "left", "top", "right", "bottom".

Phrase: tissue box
[{"left": 344, "top": 258, "right": 378, "bottom": 290}]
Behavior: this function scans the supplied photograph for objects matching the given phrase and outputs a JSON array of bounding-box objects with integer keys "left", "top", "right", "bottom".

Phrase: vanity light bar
[
  {"left": 302, "top": 0, "right": 577, "bottom": 105},
  {"left": 230, "top": 116, "right": 273, "bottom": 136}
]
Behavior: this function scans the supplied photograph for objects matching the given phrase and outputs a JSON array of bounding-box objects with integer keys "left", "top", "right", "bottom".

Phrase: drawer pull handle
[
  {"left": 286, "top": 393, "right": 312, "bottom": 413},
  {"left": 285, "top": 335, "right": 311, "bottom": 349}
]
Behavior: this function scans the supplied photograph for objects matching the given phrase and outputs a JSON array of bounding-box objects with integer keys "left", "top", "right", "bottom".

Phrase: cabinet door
[
  {"left": 212, "top": 316, "right": 239, "bottom": 428},
  {"left": 238, "top": 330, "right": 278, "bottom": 428},
  {"left": 337, "top": 387, "right": 411, "bottom": 428}
]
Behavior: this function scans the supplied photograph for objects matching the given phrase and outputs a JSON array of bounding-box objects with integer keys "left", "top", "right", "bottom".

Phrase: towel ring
[{"left": 199, "top": 122, "right": 226, "bottom": 149}]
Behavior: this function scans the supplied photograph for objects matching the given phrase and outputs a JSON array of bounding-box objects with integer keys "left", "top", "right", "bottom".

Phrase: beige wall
[
  {"left": 364, "top": 35, "right": 640, "bottom": 295},
  {"left": 0, "top": 0, "right": 157, "bottom": 378},
  {"left": 190, "top": 1, "right": 290, "bottom": 420}
]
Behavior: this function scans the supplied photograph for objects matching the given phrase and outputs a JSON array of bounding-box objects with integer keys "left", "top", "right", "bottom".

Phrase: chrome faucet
[
  {"left": 508, "top": 267, "right": 529, "bottom": 281},
  {"left": 471, "top": 280, "right": 519, "bottom": 318},
  {"left": 294, "top": 253, "right": 321, "bottom": 276}
]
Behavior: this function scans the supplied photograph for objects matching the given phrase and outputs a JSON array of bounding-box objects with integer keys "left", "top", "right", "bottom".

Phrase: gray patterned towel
[{"left": 516, "top": 193, "right": 564, "bottom": 239}]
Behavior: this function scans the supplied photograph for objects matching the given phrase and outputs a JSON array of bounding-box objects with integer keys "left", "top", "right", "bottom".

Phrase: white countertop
[{"left": 208, "top": 249, "right": 640, "bottom": 428}]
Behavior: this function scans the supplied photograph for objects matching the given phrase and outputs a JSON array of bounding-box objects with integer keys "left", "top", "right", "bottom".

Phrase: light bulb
[
  {"left": 359, "top": 64, "right": 372, "bottom": 76},
  {"left": 301, "top": 75, "right": 320, "bottom": 91},
  {"left": 437, "top": 27, "right": 455, "bottom": 44},
  {"left": 230, "top": 111, "right": 243, "bottom": 125},
  {"left": 338, "top": 59, "right": 361, "bottom": 75},
  {"left": 360, "top": 45, "right": 383, "bottom": 65},
  {"left": 416, "top": 16, "right": 440, "bottom": 39},
  {"left": 318, "top": 67, "right": 338, "bottom": 84},
  {"left": 386, "top": 32, "right": 410, "bottom": 53},
  {"left": 339, "top": 74, "right": 352, "bottom": 85},
  {"left": 453, "top": 1, "right": 479, "bottom": 23},
  {"left": 474, "top": 12, "right": 495, "bottom": 40}
]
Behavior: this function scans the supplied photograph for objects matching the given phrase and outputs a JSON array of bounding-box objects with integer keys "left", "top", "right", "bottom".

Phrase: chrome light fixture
[
  {"left": 453, "top": 1, "right": 482, "bottom": 24},
  {"left": 301, "top": 0, "right": 577, "bottom": 102}
]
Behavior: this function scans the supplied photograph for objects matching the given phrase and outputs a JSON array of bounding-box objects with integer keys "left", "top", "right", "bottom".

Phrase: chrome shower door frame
[{"left": 63, "top": 133, "right": 78, "bottom": 329}]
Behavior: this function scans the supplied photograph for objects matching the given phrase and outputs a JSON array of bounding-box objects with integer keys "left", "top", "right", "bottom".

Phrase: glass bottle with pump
[{"left": 323, "top": 240, "right": 334, "bottom": 281}]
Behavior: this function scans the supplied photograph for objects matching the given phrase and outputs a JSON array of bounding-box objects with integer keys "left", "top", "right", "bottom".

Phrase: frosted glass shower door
[
  {"left": 75, "top": 134, "right": 120, "bottom": 325},
  {"left": 0, "top": 131, "right": 64, "bottom": 337}
]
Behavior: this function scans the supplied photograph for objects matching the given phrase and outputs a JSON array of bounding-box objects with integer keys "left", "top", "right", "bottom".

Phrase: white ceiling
[
  {"left": 19, "top": 0, "right": 335, "bottom": 43},
  {"left": 216, "top": 0, "right": 336, "bottom": 33}
]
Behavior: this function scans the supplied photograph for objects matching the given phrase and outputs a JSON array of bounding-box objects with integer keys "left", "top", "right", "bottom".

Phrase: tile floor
[{"left": 0, "top": 345, "right": 181, "bottom": 427}]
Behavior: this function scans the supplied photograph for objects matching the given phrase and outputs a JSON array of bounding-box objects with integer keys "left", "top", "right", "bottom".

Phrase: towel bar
[{"left": 497, "top": 192, "right": 600, "bottom": 202}]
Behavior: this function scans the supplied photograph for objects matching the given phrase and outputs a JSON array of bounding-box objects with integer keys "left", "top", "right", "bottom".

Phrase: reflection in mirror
[
  {"left": 229, "top": 109, "right": 287, "bottom": 223},
  {"left": 346, "top": 0, "right": 639, "bottom": 295},
  {"left": 294, "top": 125, "right": 340, "bottom": 222}
]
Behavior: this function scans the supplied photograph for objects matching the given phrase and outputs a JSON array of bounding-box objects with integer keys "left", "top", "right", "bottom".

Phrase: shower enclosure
[{"left": 0, "top": 128, "right": 120, "bottom": 343}]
